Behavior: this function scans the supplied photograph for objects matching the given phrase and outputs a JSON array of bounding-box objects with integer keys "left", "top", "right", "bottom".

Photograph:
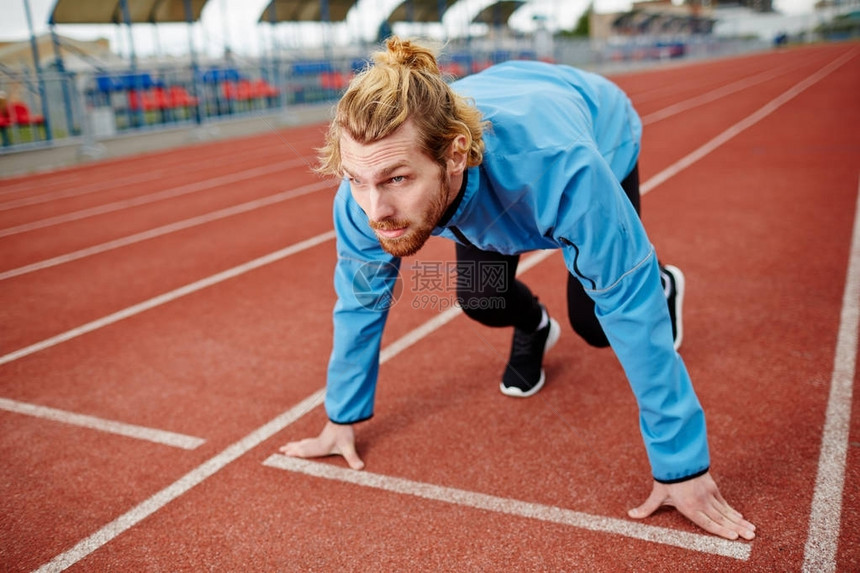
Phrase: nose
[{"left": 367, "top": 188, "right": 395, "bottom": 222}]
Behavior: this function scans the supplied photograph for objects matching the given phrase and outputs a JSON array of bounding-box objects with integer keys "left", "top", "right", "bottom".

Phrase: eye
[{"left": 389, "top": 175, "right": 406, "bottom": 184}]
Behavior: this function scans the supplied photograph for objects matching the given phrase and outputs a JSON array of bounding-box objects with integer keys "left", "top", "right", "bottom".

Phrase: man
[{"left": 281, "top": 37, "right": 756, "bottom": 541}]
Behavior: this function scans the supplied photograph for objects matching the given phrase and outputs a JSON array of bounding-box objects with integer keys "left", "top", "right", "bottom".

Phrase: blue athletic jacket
[{"left": 326, "top": 60, "right": 710, "bottom": 483}]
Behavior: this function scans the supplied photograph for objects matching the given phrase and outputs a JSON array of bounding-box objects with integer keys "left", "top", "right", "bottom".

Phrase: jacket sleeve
[
  {"left": 550, "top": 146, "right": 710, "bottom": 482},
  {"left": 326, "top": 181, "right": 401, "bottom": 424}
]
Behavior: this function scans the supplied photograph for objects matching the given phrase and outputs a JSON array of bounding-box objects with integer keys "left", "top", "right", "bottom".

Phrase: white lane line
[
  {"left": 0, "top": 180, "right": 335, "bottom": 281},
  {"left": 32, "top": 387, "right": 326, "bottom": 573},
  {"left": 0, "top": 398, "right": 205, "bottom": 450},
  {"left": 0, "top": 147, "right": 316, "bottom": 212},
  {"left": 641, "top": 48, "right": 857, "bottom": 195},
  {"left": 801, "top": 175, "right": 860, "bottom": 573},
  {"left": 28, "top": 248, "right": 530, "bottom": 573},
  {"left": 0, "top": 158, "right": 308, "bottom": 239},
  {"left": 639, "top": 63, "right": 798, "bottom": 126},
  {"left": 0, "top": 230, "right": 336, "bottom": 368},
  {"left": 0, "top": 170, "right": 167, "bottom": 211},
  {"left": 0, "top": 220, "right": 549, "bottom": 368},
  {"left": 263, "top": 454, "right": 751, "bottom": 561}
]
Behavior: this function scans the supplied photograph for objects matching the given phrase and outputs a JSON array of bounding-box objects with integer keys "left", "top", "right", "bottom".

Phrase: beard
[{"left": 369, "top": 174, "right": 451, "bottom": 258}]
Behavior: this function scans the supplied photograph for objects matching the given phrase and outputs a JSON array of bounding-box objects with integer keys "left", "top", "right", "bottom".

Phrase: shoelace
[{"left": 511, "top": 328, "right": 541, "bottom": 358}]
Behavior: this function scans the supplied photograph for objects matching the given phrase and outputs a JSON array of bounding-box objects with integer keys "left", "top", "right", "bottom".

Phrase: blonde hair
[{"left": 316, "top": 36, "right": 487, "bottom": 176}]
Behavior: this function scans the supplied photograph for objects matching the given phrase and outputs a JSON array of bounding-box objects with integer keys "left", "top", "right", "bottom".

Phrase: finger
[
  {"left": 704, "top": 489, "right": 755, "bottom": 527},
  {"left": 734, "top": 521, "right": 757, "bottom": 541},
  {"left": 717, "top": 500, "right": 757, "bottom": 539},
  {"left": 628, "top": 486, "right": 667, "bottom": 519},
  {"left": 696, "top": 476, "right": 756, "bottom": 539},
  {"left": 687, "top": 503, "right": 756, "bottom": 542},
  {"left": 687, "top": 508, "right": 741, "bottom": 540},
  {"left": 710, "top": 488, "right": 746, "bottom": 522},
  {"left": 709, "top": 501, "right": 757, "bottom": 540}
]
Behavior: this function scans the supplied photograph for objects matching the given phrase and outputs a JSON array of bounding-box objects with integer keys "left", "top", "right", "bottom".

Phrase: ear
[{"left": 445, "top": 134, "right": 469, "bottom": 176}]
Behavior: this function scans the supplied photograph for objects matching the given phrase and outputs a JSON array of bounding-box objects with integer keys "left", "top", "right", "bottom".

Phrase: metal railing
[{"left": 0, "top": 36, "right": 775, "bottom": 156}]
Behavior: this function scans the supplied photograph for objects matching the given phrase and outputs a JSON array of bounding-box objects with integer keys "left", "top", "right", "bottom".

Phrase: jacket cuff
[
  {"left": 654, "top": 467, "right": 709, "bottom": 484},
  {"left": 329, "top": 414, "right": 373, "bottom": 425}
]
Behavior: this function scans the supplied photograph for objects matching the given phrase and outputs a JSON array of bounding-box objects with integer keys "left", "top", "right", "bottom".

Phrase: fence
[{"left": 0, "top": 36, "right": 772, "bottom": 158}]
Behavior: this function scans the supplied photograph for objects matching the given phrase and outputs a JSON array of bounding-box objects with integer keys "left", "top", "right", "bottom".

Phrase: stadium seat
[
  {"left": 127, "top": 90, "right": 146, "bottom": 111},
  {"left": 10, "top": 101, "right": 44, "bottom": 126},
  {"left": 2, "top": 101, "right": 46, "bottom": 140},
  {"left": 320, "top": 71, "right": 349, "bottom": 91},
  {"left": 0, "top": 112, "right": 10, "bottom": 146},
  {"left": 222, "top": 80, "right": 254, "bottom": 102},
  {"left": 250, "top": 79, "right": 279, "bottom": 99},
  {"left": 168, "top": 86, "right": 198, "bottom": 108}
]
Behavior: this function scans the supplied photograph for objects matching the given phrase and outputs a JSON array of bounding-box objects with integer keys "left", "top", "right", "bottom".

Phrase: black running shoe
[
  {"left": 661, "top": 265, "right": 685, "bottom": 351},
  {"left": 500, "top": 310, "right": 561, "bottom": 398}
]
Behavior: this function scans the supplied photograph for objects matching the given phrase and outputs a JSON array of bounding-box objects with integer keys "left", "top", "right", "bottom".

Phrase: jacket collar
[{"left": 435, "top": 166, "right": 476, "bottom": 230}]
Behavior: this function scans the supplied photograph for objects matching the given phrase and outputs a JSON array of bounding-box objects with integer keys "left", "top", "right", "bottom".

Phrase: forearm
[
  {"left": 593, "top": 254, "right": 710, "bottom": 481},
  {"left": 324, "top": 244, "right": 398, "bottom": 424},
  {"left": 325, "top": 303, "right": 388, "bottom": 424}
]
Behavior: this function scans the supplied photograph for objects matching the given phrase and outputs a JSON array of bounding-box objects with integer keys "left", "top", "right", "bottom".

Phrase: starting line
[{"left": 263, "top": 454, "right": 751, "bottom": 561}]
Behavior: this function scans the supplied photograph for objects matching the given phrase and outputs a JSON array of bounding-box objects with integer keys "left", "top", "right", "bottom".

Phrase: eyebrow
[{"left": 342, "top": 162, "right": 409, "bottom": 181}]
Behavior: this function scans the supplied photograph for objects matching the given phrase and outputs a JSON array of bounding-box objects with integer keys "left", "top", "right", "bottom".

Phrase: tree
[
  {"left": 574, "top": 4, "right": 592, "bottom": 36},
  {"left": 559, "top": 4, "right": 592, "bottom": 38}
]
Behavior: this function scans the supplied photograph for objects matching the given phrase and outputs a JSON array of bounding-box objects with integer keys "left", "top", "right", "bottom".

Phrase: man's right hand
[{"left": 279, "top": 420, "right": 365, "bottom": 470}]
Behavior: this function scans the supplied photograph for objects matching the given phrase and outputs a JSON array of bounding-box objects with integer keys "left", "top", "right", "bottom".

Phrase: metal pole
[
  {"left": 270, "top": 4, "right": 281, "bottom": 108},
  {"left": 221, "top": 0, "right": 232, "bottom": 60},
  {"left": 268, "top": 1, "right": 277, "bottom": 84},
  {"left": 118, "top": 0, "right": 143, "bottom": 128},
  {"left": 119, "top": 0, "right": 137, "bottom": 70},
  {"left": 23, "top": 0, "right": 52, "bottom": 142},
  {"left": 49, "top": 23, "right": 76, "bottom": 136},
  {"left": 184, "top": 0, "right": 202, "bottom": 124},
  {"left": 321, "top": 0, "right": 331, "bottom": 60}
]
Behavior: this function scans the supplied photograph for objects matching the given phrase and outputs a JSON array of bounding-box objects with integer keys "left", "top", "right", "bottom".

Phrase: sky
[{"left": 0, "top": 0, "right": 821, "bottom": 60}]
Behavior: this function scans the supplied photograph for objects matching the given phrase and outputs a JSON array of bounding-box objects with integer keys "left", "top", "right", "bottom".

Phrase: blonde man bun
[
  {"left": 375, "top": 36, "right": 440, "bottom": 73},
  {"left": 316, "top": 36, "right": 486, "bottom": 177}
]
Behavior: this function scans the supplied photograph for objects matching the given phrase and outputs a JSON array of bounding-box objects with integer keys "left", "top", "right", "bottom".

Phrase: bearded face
[
  {"left": 340, "top": 120, "right": 464, "bottom": 258},
  {"left": 367, "top": 169, "right": 450, "bottom": 257}
]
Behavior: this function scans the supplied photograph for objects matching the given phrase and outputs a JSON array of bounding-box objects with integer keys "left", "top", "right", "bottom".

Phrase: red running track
[{"left": 1, "top": 41, "right": 858, "bottom": 572}]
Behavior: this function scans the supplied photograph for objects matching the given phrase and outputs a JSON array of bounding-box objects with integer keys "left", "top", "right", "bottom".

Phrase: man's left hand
[{"left": 627, "top": 472, "right": 756, "bottom": 541}]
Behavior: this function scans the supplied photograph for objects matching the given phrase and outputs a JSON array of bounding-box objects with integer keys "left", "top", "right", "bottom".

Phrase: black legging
[{"left": 455, "top": 164, "right": 641, "bottom": 348}]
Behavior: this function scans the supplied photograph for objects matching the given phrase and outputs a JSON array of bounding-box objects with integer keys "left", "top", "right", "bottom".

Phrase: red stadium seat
[
  {"left": 0, "top": 111, "right": 10, "bottom": 146},
  {"left": 320, "top": 71, "right": 349, "bottom": 91},
  {"left": 168, "top": 86, "right": 198, "bottom": 107},
  {"left": 10, "top": 101, "right": 45, "bottom": 126},
  {"left": 250, "top": 79, "right": 279, "bottom": 99}
]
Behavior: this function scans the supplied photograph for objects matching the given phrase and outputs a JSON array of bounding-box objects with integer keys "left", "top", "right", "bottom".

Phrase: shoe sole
[
  {"left": 664, "top": 264, "right": 685, "bottom": 351},
  {"left": 499, "top": 318, "right": 561, "bottom": 398}
]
